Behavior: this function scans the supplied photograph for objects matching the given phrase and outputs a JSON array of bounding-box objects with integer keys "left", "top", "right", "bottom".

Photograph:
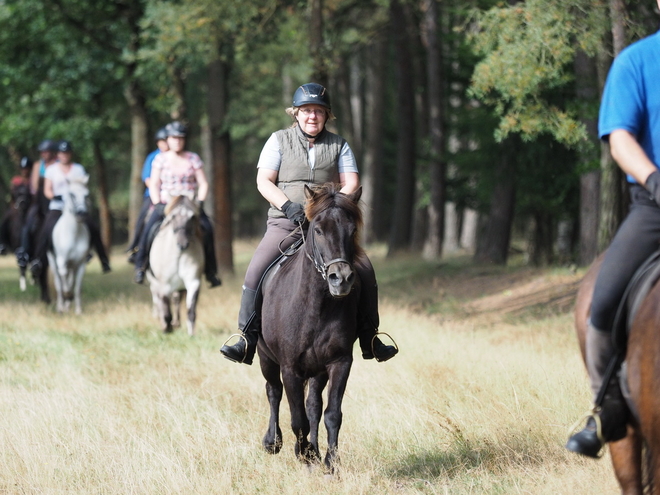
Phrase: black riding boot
[
  {"left": 220, "top": 287, "right": 259, "bottom": 365},
  {"left": 357, "top": 277, "right": 398, "bottom": 362},
  {"left": 358, "top": 315, "right": 399, "bottom": 362},
  {"left": 202, "top": 230, "right": 221, "bottom": 288},
  {"left": 566, "top": 322, "right": 628, "bottom": 458}
]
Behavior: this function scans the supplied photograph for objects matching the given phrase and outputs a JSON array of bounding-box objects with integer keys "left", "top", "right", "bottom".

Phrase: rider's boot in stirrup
[
  {"left": 358, "top": 315, "right": 398, "bottom": 362},
  {"left": 16, "top": 247, "right": 29, "bottom": 269},
  {"left": 566, "top": 322, "right": 628, "bottom": 458},
  {"left": 220, "top": 287, "right": 259, "bottom": 365}
]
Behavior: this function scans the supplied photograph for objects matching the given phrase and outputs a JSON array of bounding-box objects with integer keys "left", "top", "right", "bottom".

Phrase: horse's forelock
[
  {"left": 305, "top": 183, "right": 363, "bottom": 228},
  {"left": 306, "top": 183, "right": 364, "bottom": 258}
]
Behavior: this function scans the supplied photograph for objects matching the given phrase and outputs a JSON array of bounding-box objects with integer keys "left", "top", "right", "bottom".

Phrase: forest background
[{"left": 0, "top": 0, "right": 655, "bottom": 275}]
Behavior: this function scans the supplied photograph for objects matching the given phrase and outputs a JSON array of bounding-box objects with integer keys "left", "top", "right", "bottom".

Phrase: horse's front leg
[
  {"left": 159, "top": 294, "right": 173, "bottom": 333},
  {"left": 281, "top": 367, "right": 315, "bottom": 463},
  {"left": 185, "top": 286, "right": 199, "bottom": 337},
  {"left": 47, "top": 253, "right": 63, "bottom": 312},
  {"left": 171, "top": 290, "right": 182, "bottom": 329},
  {"left": 73, "top": 262, "right": 86, "bottom": 315},
  {"left": 307, "top": 373, "right": 328, "bottom": 460},
  {"left": 323, "top": 358, "right": 353, "bottom": 473},
  {"left": 260, "top": 352, "right": 283, "bottom": 454}
]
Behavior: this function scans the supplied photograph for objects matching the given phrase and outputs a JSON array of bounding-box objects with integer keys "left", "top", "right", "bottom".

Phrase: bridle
[{"left": 299, "top": 220, "right": 352, "bottom": 281}]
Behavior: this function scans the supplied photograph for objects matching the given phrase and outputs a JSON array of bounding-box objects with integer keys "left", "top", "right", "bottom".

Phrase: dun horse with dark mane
[{"left": 258, "top": 183, "right": 363, "bottom": 473}]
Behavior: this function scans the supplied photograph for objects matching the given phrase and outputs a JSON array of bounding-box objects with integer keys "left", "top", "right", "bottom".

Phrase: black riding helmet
[
  {"left": 292, "top": 83, "right": 331, "bottom": 109},
  {"left": 155, "top": 127, "right": 168, "bottom": 141},
  {"left": 165, "top": 121, "right": 187, "bottom": 138},
  {"left": 58, "top": 140, "right": 73, "bottom": 153},
  {"left": 37, "top": 139, "right": 58, "bottom": 152},
  {"left": 20, "top": 156, "right": 33, "bottom": 169}
]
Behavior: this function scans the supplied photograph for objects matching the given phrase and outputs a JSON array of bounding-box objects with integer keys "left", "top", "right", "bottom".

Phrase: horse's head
[
  {"left": 164, "top": 195, "right": 199, "bottom": 251},
  {"left": 64, "top": 176, "right": 90, "bottom": 221},
  {"left": 11, "top": 182, "right": 30, "bottom": 213},
  {"left": 304, "top": 183, "right": 363, "bottom": 298}
]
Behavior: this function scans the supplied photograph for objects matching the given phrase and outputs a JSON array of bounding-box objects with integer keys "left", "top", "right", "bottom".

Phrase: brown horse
[
  {"left": 574, "top": 254, "right": 659, "bottom": 494},
  {"left": 258, "top": 183, "right": 363, "bottom": 473},
  {"left": 0, "top": 180, "right": 30, "bottom": 253}
]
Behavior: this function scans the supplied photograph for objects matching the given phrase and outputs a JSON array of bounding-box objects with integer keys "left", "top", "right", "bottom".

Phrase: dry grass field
[{"left": 0, "top": 242, "right": 621, "bottom": 494}]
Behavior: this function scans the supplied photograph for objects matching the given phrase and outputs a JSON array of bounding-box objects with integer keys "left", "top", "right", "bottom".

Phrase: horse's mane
[
  {"left": 305, "top": 183, "right": 364, "bottom": 258},
  {"left": 164, "top": 195, "right": 197, "bottom": 216}
]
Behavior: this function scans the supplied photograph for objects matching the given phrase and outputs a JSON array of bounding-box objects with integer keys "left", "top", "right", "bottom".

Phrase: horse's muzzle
[{"left": 327, "top": 263, "right": 355, "bottom": 298}]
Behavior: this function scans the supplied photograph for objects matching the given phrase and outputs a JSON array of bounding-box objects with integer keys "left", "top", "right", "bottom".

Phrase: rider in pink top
[{"left": 133, "top": 121, "right": 221, "bottom": 288}]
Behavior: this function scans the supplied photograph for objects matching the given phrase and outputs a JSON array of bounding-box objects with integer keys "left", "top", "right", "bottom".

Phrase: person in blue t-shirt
[
  {"left": 127, "top": 127, "right": 169, "bottom": 263},
  {"left": 566, "top": 21, "right": 660, "bottom": 458}
]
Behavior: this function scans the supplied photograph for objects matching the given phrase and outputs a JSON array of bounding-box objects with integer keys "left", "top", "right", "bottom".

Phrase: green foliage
[{"left": 467, "top": 0, "right": 609, "bottom": 147}]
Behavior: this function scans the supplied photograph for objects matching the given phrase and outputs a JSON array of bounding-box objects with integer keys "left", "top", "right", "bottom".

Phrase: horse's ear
[
  {"left": 347, "top": 186, "right": 362, "bottom": 204},
  {"left": 304, "top": 185, "right": 315, "bottom": 200}
]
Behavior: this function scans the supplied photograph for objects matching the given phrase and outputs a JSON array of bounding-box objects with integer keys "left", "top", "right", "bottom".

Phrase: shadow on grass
[
  {"left": 0, "top": 257, "right": 149, "bottom": 306},
  {"left": 385, "top": 436, "right": 546, "bottom": 481}
]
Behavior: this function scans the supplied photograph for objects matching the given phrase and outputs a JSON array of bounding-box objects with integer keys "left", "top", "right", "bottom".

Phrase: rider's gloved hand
[
  {"left": 153, "top": 202, "right": 166, "bottom": 216},
  {"left": 281, "top": 200, "right": 305, "bottom": 225},
  {"left": 646, "top": 171, "right": 660, "bottom": 205}
]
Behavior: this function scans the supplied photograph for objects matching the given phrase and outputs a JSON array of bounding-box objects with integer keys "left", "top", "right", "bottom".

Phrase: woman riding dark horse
[
  {"left": 15, "top": 139, "right": 59, "bottom": 271},
  {"left": 220, "top": 82, "right": 397, "bottom": 366},
  {"left": 258, "top": 183, "right": 365, "bottom": 471},
  {"left": 567, "top": 5, "right": 660, "bottom": 459},
  {"left": 0, "top": 156, "right": 32, "bottom": 254}
]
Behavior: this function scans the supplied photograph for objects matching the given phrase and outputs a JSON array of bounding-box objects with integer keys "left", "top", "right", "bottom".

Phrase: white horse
[
  {"left": 146, "top": 195, "right": 204, "bottom": 335},
  {"left": 47, "top": 176, "right": 91, "bottom": 314}
]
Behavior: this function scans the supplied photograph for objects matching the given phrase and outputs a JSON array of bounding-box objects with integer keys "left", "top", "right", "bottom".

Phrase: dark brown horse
[
  {"left": 258, "top": 183, "right": 363, "bottom": 473},
  {"left": 574, "top": 254, "right": 660, "bottom": 494},
  {"left": 0, "top": 180, "right": 30, "bottom": 253}
]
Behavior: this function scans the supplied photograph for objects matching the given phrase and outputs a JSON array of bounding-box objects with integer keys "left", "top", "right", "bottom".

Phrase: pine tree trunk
[
  {"left": 92, "top": 139, "right": 112, "bottom": 252},
  {"left": 574, "top": 50, "right": 601, "bottom": 265},
  {"left": 387, "top": 0, "right": 416, "bottom": 255},
  {"left": 422, "top": 0, "right": 445, "bottom": 260},
  {"left": 362, "top": 35, "right": 386, "bottom": 244},
  {"left": 474, "top": 140, "right": 516, "bottom": 265},
  {"left": 208, "top": 53, "right": 234, "bottom": 275},
  {"left": 125, "top": 75, "right": 149, "bottom": 240},
  {"left": 598, "top": 0, "right": 628, "bottom": 250}
]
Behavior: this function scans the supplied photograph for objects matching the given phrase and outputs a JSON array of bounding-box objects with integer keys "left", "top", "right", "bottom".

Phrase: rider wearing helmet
[
  {"left": 220, "top": 82, "right": 398, "bottom": 366},
  {"left": 31, "top": 140, "right": 111, "bottom": 277},
  {"left": 15, "top": 139, "right": 59, "bottom": 268},
  {"left": 127, "top": 127, "right": 170, "bottom": 262},
  {"left": 133, "top": 121, "right": 221, "bottom": 288},
  {"left": 0, "top": 156, "right": 33, "bottom": 254}
]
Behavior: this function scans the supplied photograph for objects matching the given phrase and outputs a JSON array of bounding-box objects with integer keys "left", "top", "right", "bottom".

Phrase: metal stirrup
[
  {"left": 221, "top": 333, "right": 249, "bottom": 363},
  {"left": 370, "top": 332, "right": 399, "bottom": 362}
]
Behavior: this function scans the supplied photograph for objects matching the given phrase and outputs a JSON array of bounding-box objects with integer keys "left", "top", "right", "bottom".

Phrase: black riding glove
[
  {"left": 646, "top": 170, "right": 660, "bottom": 206},
  {"left": 153, "top": 203, "right": 166, "bottom": 216},
  {"left": 281, "top": 200, "right": 306, "bottom": 225}
]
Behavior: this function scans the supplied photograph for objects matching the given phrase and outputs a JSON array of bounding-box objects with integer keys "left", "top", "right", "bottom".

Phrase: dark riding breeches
[
  {"left": 128, "top": 196, "right": 152, "bottom": 252},
  {"left": 591, "top": 184, "right": 660, "bottom": 332}
]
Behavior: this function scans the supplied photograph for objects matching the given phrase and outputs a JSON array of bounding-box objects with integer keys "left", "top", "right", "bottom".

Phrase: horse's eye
[{"left": 314, "top": 227, "right": 323, "bottom": 236}]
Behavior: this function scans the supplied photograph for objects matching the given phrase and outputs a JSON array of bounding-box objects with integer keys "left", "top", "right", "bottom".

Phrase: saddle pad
[{"left": 611, "top": 248, "right": 660, "bottom": 351}]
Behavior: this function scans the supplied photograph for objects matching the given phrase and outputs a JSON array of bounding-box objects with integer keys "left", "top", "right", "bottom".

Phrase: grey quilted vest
[{"left": 268, "top": 126, "right": 345, "bottom": 218}]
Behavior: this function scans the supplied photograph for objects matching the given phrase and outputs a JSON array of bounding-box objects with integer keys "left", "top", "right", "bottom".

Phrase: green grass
[{"left": 0, "top": 246, "right": 619, "bottom": 494}]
